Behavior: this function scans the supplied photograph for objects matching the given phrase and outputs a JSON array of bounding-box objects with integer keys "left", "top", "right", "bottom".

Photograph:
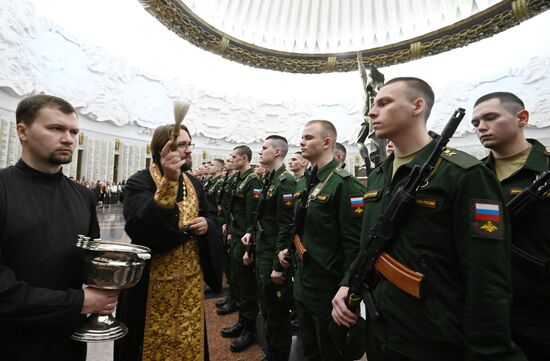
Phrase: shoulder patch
[
  {"left": 440, "top": 147, "right": 481, "bottom": 169},
  {"left": 279, "top": 171, "right": 289, "bottom": 181},
  {"left": 282, "top": 193, "right": 294, "bottom": 206},
  {"left": 334, "top": 167, "right": 352, "bottom": 178},
  {"left": 471, "top": 200, "right": 504, "bottom": 240},
  {"left": 350, "top": 196, "right": 365, "bottom": 217}
]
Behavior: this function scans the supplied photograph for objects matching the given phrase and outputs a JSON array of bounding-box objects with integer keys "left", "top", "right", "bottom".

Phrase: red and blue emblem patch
[
  {"left": 283, "top": 193, "right": 294, "bottom": 206},
  {"left": 471, "top": 200, "right": 503, "bottom": 239},
  {"left": 252, "top": 188, "right": 261, "bottom": 199},
  {"left": 350, "top": 196, "right": 365, "bottom": 217}
]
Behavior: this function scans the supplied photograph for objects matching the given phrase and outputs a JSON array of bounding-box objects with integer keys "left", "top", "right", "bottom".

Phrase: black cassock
[
  {"left": 0, "top": 160, "right": 99, "bottom": 361},
  {"left": 114, "top": 169, "right": 223, "bottom": 361}
]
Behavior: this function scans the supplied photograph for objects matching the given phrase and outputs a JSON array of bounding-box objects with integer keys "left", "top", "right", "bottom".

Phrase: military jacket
[
  {"left": 346, "top": 140, "right": 520, "bottom": 359},
  {"left": 483, "top": 139, "right": 550, "bottom": 318},
  {"left": 205, "top": 175, "right": 223, "bottom": 208},
  {"left": 229, "top": 168, "right": 262, "bottom": 239},
  {"left": 220, "top": 173, "right": 237, "bottom": 224},
  {"left": 294, "top": 159, "right": 366, "bottom": 298},
  {"left": 254, "top": 165, "right": 297, "bottom": 269}
]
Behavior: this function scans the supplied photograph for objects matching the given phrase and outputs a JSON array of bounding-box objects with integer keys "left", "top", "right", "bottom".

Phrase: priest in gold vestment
[{"left": 114, "top": 124, "right": 223, "bottom": 361}]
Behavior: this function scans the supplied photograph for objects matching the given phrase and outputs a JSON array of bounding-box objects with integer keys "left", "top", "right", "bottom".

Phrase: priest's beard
[
  {"left": 48, "top": 152, "right": 73, "bottom": 165},
  {"left": 180, "top": 158, "right": 192, "bottom": 172}
]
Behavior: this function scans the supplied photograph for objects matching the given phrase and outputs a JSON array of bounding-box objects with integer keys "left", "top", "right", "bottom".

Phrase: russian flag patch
[
  {"left": 252, "top": 188, "right": 261, "bottom": 198},
  {"left": 350, "top": 196, "right": 365, "bottom": 217},
  {"left": 283, "top": 193, "right": 294, "bottom": 206},
  {"left": 472, "top": 200, "right": 503, "bottom": 239}
]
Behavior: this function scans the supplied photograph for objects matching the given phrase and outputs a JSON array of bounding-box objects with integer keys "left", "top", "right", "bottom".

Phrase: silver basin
[{"left": 71, "top": 236, "right": 151, "bottom": 343}]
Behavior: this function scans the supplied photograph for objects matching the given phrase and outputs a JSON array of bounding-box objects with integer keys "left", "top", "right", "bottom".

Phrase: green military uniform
[
  {"left": 294, "top": 159, "right": 366, "bottom": 361},
  {"left": 220, "top": 172, "right": 238, "bottom": 304},
  {"left": 483, "top": 139, "right": 550, "bottom": 361},
  {"left": 220, "top": 173, "right": 237, "bottom": 223},
  {"left": 229, "top": 168, "right": 263, "bottom": 324},
  {"left": 205, "top": 174, "right": 223, "bottom": 208},
  {"left": 255, "top": 164, "right": 296, "bottom": 360},
  {"left": 344, "top": 140, "right": 525, "bottom": 360}
]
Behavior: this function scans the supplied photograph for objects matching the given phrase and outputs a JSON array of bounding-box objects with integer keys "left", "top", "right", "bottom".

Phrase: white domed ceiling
[{"left": 139, "top": 0, "right": 549, "bottom": 72}]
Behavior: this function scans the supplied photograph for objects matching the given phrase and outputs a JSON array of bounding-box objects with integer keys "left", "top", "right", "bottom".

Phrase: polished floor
[{"left": 87, "top": 204, "right": 318, "bottom": 361}]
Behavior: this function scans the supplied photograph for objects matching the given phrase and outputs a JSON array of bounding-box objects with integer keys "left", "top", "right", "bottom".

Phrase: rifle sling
[{"left": 294, "top": 170, "right": 336, "bottom": 260}]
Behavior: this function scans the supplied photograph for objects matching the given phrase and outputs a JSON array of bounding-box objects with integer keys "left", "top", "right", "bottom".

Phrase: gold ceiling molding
[{"left": 139, "top": 0, "right": 550, "bottom": 74}]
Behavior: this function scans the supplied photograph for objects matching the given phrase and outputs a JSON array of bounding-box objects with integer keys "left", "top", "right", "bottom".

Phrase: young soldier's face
[
  {"left": 289, "top": 153, "right": 305, "bottom": 172},
  {"left": 231, "top": 150, "right": 247, "bottom": 171},
  {"left": 259, "top": 139, "right": 276, "bottom": 166},
  {"left": 17, "top": 106, "right": 78, "bottom": 166},
  {"left": 225, "top": 157, "right": 233, "bottom": 171},
  {"left": 368, "top": 81, "right": 418, "bottom": 139},
  {"left": 300, "top": 123, "right": 326, "bottom": 161},
  {"left": 471, "top": 98, "right": 526, "bottom": 151}
]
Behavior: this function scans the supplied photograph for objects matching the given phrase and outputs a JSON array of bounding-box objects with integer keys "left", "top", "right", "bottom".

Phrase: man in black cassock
[
  {"left": 115, "top": 123, "right": 223, "bottom": 361},
  {"left": 0, "top": 95, "right": 119, "bottom": 361}
]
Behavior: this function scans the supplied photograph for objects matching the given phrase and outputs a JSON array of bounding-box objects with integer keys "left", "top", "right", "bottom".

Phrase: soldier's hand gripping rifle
[
  {"left": 245, "top": 169, "right": 276, "bottom": 264},
  {"left": 357, "top": 54, "right": 386, "bottom": 175},
  {"left": 328, "top": 108, "right": 466, "bottom": 353},
  {"left": 506, "top": 170, "right": 550, "bottom": 280},
  {"left": 283, "top": 164, "right": 319, "bottom": 268}
]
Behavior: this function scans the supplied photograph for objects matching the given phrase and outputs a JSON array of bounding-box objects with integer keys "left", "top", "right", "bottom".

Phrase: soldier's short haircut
[
  {"left": 16, "top": 94, "right": 76, "bottom": 126},
  {"left": 385, "top": 77, "right": 435, "bottom": 121},
  {"left": 474, "top": 92, "right": 525, "bottom": 116},
  {"left": 212, "top": 158, "right": 225, "bottom": 166},
  {"left": 233, "top": 145, "right": 252, "bottom": 162},
  {"left": 266, "top": 135, "right": 289, "bottom": 158},
  {"left": 334, "top": 142, "right": 347, "bottom": 157},
  {"left": 305, "top": 120, "right": 337, "bottom": 149}
]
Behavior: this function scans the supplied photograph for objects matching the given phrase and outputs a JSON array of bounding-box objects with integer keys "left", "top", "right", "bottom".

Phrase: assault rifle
[
  {"left": 284, "top": 164, "right": 319, "bottom": 267},
  {"left": 507, "top": 170, "right": 550, "bottom": 216},
  {"left": 507, "top": 170, "right": 550, "bottom": 281},
  {"left": 328, "top": 108, "right": 466, "bottom": 355},
  {"left": 245, "top": 169, "right": 276, "bottom": 263}
]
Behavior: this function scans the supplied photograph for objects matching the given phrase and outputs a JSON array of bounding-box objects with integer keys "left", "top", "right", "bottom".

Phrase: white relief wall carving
[{"left": 0, "top": 0, "right": 548, "bottom": 159}]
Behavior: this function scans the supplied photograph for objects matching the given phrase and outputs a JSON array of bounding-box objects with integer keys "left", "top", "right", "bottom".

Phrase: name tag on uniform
[
  {"left": 415, "top": 198, "right": 438, "bottom": 209},
  {"left": 363, "top": 189, "right": 381, "bottom": 202}
]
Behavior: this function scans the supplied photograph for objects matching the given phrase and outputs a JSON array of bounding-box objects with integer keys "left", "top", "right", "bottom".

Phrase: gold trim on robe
[{"left": 142, "top": 164, "right": 205, "bottom": 361}]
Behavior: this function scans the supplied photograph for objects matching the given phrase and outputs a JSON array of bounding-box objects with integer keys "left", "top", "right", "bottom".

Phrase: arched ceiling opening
[{"left": 139, "top": 0, "right": 549, "bottom": 73}]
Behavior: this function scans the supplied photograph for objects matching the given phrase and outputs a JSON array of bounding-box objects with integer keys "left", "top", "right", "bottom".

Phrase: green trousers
[{"left": 231, "top": 240, "right": 258, "bottom": 323}]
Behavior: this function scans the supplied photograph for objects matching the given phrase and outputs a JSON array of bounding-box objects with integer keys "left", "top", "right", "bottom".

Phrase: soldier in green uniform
[
  {"left": 332, "top": 77, "right": 526, "bottom": 360},
  {"left": 278, "top": 120, "right": 366, "bottom": 361},
  {"left": 289, "top": 151, "right": 308, "bottom": 180},
  {"left": 221, "top": 145, "right": 263, "bottom": 352},
  {"left": 205, "top": 158, "right": 224, "bottom": 207},
  {"left": 241, "top": 135, "right": 296, "bottom": 361},
  {"left": 472, "top": 92, "right": 550, "bottom": 361},
  {"left": 216, "top": 156, "right": 239, "bottom": 315},
  {"left": 333, "top": 142, "right": 347, "bottom": 169}
]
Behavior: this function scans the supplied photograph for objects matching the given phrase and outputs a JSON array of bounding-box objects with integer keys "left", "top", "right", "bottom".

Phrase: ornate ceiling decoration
[{"left": 142, "top": 1, "right": 544, "bottom": 73}]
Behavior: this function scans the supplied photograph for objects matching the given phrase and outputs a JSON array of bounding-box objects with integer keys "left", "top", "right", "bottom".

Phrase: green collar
[
  {"left": 484, "top": 139, "right": 548, "bottom": 173},
  {"left": 381, "top": 139, "right": 436, "bottom": 181},
  {"left": 315, "top": 159, "right": 338, "bottom": 182}
]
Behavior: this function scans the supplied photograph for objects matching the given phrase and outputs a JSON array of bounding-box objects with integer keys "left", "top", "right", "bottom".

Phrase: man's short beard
[
  {"left": 181, "top": 158, "right": 192, "bottom": 172},
  {"left": 48, "top": 153, "right": 73, "bottom": 165}
]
